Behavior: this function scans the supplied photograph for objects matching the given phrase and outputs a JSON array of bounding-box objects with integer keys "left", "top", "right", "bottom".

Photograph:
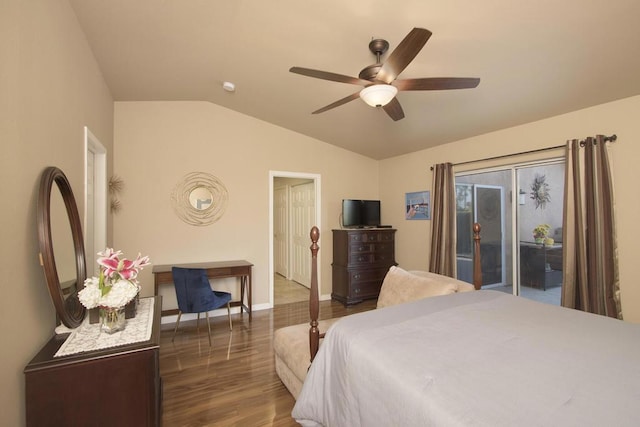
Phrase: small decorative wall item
[
  {"left": 518, "top": 189, "right": 526, "bottom": 205},
  {"left": 109, "top": 175, "right": 124, "bottom": 213},
  {"left": 529, "top": 173, "right": 551, "bottom": 209},
  {"left": 405, "top": 191, "right": 430, "bottom": 220},
  {"left": 171, "top": 171, "right": 228, "bottom": 226}
]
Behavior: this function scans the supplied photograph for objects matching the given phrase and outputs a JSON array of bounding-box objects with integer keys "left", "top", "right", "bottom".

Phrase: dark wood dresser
[
  {"left": 24, "top": 296, "right": 162, "bottom": 426},
  {"left": 332, "top": 228, "right": 396, "bottom": 305}
]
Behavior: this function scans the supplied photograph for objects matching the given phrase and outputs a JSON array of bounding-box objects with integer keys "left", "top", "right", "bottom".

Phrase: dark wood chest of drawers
[
  {"left": 331, "top": 228, "right": 396, "bottom": 305},
  {"left": 24, "top": 297, "right": 162, "bottom": 426}
]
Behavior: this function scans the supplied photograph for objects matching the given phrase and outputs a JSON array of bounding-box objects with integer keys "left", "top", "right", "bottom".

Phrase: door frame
[{"left": 269, "top": 171, "right": 321, "bottom": 308}]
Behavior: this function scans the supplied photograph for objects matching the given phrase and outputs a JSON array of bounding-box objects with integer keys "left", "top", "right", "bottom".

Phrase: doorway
[
  {"left": 269, "top": 171, "right": 321, "bottom": 307},
  {"left": 455, "top": 159, "right": 564, "bottom": 305}
]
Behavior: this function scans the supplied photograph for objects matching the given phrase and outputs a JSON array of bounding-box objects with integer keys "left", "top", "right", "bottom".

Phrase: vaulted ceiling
[{"left": 69, "top": 0, "right": 640, "bottom": 159}]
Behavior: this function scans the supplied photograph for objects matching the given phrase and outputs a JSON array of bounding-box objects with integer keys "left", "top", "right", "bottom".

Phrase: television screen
[
  {"left": 362, "top": 200, "right": 380, "bottom": 226},
  {"left": 342, "top": 199, "right": 362, "bottom": 228},
  {"left": 342, "top": 199, "right": 380, "bottom": 228}
]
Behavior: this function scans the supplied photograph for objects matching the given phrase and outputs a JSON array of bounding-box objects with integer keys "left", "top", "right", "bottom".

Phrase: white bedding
[{"left": 292, "top": 290, "right": 640, "bottom": 426}]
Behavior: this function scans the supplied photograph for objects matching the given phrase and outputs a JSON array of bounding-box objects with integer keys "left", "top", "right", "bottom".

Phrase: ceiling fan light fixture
[{"left": 359, "top": 84, "right": 398, "bottom": 107}]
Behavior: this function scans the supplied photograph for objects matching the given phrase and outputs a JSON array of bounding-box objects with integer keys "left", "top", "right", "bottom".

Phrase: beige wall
[
  {"left": 113, "top": 101, "right": 379, "bottom": 310},
  {"left": 1, "top": 1, "right": 114, "bottom": 425},
  {"left": 380, "top": 95, "right": 640, "bottom": 322}
]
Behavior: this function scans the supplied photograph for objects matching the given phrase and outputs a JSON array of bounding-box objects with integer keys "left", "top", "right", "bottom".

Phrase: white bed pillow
[{"left": 376, "top": 266, "right": 460, "bottom": 309}]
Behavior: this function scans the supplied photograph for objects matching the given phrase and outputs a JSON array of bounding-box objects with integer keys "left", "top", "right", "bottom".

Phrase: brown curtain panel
[
  {"left": 429, "top": 162, "right": 456, "bottom": 277},
  {"left": 562, "top": 136, "right": 621, "bottom": 318}
]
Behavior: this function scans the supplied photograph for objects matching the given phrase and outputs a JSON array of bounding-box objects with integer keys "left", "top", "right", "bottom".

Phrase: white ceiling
[{"left": 69, "top": 0, "right": 640, "bottom": 160}]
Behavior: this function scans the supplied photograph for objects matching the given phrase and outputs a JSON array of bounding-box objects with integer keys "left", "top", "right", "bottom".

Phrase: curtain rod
[{"left": 429, "top": 134, "right": 617, "bottom": 171}]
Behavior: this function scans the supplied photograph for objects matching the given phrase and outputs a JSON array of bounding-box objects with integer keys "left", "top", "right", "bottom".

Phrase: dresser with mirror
[{"left": 24, "top": 167, "right": 162, "bottom": 426}]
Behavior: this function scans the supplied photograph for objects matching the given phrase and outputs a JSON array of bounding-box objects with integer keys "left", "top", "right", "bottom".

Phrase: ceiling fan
[{"left": 290, "top": 28, "right": 480, "bottom": 121}]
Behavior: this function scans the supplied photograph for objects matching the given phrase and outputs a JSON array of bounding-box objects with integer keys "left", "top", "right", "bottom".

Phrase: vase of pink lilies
[{"left": 78, "top": 248, "right": 150, "bottom": 333}]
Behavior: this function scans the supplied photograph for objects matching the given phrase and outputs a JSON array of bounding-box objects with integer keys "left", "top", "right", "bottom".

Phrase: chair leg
[
  {"left": 205, "top": 311, "right": 212, "bottom": 347},
  {"left": 172, "top": 311, "right": 182, "bottom": 342},
  {"left": 196, "top": 312, "right": 200, "bottom": 336},
  {"left": 227, "top": 302, "right": 233, "bottom": 331}
]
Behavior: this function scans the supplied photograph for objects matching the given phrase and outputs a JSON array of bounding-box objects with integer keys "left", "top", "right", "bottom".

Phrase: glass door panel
[
  {"left": 456, "top": 170, "right": 513, "bottom": 290},
  {"left": 516, "top": 163, "right": 565, "bottom": 305}
]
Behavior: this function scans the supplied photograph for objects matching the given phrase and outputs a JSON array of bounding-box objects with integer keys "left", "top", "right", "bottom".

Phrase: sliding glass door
[{"left": 455, "top": 159, "right": 564, "bottom": 306}]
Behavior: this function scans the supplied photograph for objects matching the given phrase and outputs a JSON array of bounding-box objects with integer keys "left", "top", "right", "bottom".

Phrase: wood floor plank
[{"left": 160, "top": 299, "right": 376, "bottom": 426}]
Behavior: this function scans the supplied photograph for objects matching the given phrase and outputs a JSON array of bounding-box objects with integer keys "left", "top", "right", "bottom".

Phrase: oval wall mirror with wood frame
[{"left": 37, "top": 167, "right": 87, "bottom": 328}]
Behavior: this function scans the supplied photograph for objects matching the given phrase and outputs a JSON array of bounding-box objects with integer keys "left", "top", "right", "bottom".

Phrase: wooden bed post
[
  {"left": 473, "top": 222, "right": 482, "bottom": 290},
  {"left": 309, "top": 226, "right": 320, "bottom": 362}
]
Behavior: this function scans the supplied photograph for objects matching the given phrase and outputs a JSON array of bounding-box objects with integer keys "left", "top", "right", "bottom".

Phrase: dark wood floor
[{"left": 159, "top": 298, "right": 377, "bottom": 426}]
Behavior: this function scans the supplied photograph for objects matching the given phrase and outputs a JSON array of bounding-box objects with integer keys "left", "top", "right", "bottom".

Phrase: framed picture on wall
[{"left": 405, "top": 191, "right": 430, "bottom": 220}]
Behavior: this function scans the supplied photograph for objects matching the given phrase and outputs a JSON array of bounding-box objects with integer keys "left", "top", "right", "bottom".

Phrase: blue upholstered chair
[{"left": 171, "top": 267, "right": 232, "bottom": 346}]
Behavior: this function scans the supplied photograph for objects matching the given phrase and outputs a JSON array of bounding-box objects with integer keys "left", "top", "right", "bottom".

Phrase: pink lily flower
[
  {"left": 96, "top": 248, "right": 150, "bottom": 281},
  {"left": 97, "top": 249, "right": 123, "bottom": 279}
]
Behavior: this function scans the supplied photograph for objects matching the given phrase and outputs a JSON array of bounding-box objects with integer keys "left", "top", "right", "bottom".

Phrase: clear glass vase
[{"left": 99, "top": 306, "right": 126, "bottom": 334}]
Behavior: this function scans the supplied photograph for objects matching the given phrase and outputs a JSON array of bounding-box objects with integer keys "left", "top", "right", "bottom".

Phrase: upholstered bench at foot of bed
[{"left": 274, "top": 318, "right": 340, "bottom": 400}]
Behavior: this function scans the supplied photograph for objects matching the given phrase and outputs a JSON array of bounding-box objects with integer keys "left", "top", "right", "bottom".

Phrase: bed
[{"left": 292, "top": 226, "right": 640, "bottom": 426}]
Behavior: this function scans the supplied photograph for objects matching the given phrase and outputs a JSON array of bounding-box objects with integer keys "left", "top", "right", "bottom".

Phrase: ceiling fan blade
[
  {"left": 394, "top": 77, "right": 480, "bottom": 91},
  {"left": 290, "top": 67, "right": 370, "bottom": 86},
  {"left": 376, "top": 28, "right": 432, "bottom": 84},
  {"left": 312, "top": 92, "right": 361, "bottom": 114},
  {"left": 382, "top": 97, "right": 404, "bottom": 121}
]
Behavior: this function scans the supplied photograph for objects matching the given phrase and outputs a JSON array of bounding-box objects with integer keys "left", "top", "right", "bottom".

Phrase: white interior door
[
  {"left": 273, "top": 186, "right": 289, "bottom": 278},
  {"left": 86, "top": 149, "right": 95, "bottom": 270},
  {"left": 84, "top": 127, "right": 107, "bottom": 276},
  {"left": 290, "top": 182, "right": 315, "bottom": 288}
]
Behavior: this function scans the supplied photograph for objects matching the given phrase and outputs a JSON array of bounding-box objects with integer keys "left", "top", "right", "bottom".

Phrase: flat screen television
[{"left": 342, "top": 199, "right": 381, "bottom": 228}]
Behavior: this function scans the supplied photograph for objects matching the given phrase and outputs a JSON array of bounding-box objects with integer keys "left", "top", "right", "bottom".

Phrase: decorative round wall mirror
[
  {"left": 171, "top": 172, "right": 228, "bottom": 226},
  {"left": 37, "top": 167, "right": 87, "bottom": 328},
  {"left": 188, "top": 186, "right": 213, "bottom": 210}
]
